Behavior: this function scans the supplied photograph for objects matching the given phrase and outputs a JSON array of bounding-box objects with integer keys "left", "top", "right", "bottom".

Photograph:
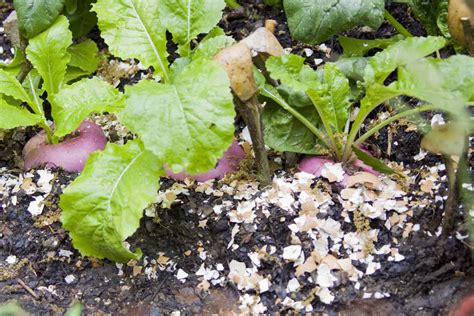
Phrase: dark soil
[{"left": 1, "top": 1, "right": 473, "bottom": 315}]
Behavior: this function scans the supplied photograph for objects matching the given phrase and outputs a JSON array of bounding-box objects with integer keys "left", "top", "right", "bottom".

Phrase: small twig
[{"left": 17, "top": 278, "right": 40, "bottom": 300}]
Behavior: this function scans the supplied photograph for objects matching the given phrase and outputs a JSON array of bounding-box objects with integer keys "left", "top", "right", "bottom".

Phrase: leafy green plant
[
  {"left": 0, "top": 15, "right": 113, "bottom": 171},
  {"left": 260, "top": 36, "right": 473, "bottom": 175},
  {"left": 60, "top": 0, "right": 237, "bottom": 262}
]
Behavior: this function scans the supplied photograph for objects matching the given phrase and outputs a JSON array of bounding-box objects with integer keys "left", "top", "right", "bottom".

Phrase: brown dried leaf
[{"left": 213, "top": 43, "right": 257, "bottom": 101}]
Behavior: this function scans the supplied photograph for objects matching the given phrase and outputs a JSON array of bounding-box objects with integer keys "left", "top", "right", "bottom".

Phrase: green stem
[
  {"left": 27, "top": 73, "right": 54, "bottom": 143},
  {"left": 225, "top": 0, "right": 241, "bottom": 9},
  {"left": 384, "top": 9, "right": 413, "bottom": 38},
  {"left": 342, "top": 93, "right": 401, "bottom": 162},
  {"left": 262, "top": 86, "right": 331, "bottom": 150},
  {"left": 354, "top": 105, "right": 436, "bottom": 146}
]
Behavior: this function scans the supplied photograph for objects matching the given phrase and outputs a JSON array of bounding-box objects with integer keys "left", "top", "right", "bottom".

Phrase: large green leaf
[
  {"left": 93, "top": 0, "right": 169, "bottom": 81},
  {"left": 395, "top": 55, "right": 474, "bottom": 111},
  {"left": 339, "top": 35, "right": 404, "bottom": 57},
  {"left": 0, "top": 69, "right": 33, "bottom": 104},
  {"left": 0, "top": 98, "right": 41, "bottom": 129},
  {"left": 283, "top": 0, "right": 385, "bottom": 44},
  {"left": 306, "top": 63, "right": 351, "bottom": 134},
  {"left": 364, "top": 36, "right": 446, "bottom": 85},
  {"left": 13, "top": 0, "right": 65, "bottom": 38},
  {"left": 120, "top": 59, "right": 235, "bottom": 174},
  {"left": 67, "top": 39, "right": 99, "bottom": 73},
  {"left": 157, "top": 0, "right": 226, "bottom": 56},
  {"left": 60, "top": 140, "right": 162, "bottom": 262},
  {"left": 52, "top": 77, "right": 122, "bottom": 138},
  {"left": 266, "top": 54, "right": 319, "bottom": 91},
  {"left": 26, "top": 15, "right": 72, "bottom": 95}
]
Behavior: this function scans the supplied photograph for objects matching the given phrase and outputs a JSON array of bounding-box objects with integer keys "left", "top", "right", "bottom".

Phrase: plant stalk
[
  {"left": 384, "top": 9, "right": 413, "bottom": 38},
  {"left": 235, "top": 95, "right": 271, "bottom": 185},
  {"left": 354, "top": 105, "right": 436, "bottom": 146}
]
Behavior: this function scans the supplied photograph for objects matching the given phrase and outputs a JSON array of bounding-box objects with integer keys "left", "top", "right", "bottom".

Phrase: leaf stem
[
  {"left": 261, "top": 86, "right": 331, "bottom": 150},
  {"left": 354, "top": 105, "right": 436, "bottom": 146},
  {"left": 384, "top": 9, "right": 413, "bottom": 38}
]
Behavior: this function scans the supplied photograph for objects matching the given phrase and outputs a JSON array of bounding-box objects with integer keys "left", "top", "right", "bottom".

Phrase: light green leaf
[
  {"left": 306, "top": 63, "right": 351, "bottom": 134},
  {"left": 266, "top": 54, "right": 319, "bottom": 91},
  {"left": 60, "top": 140, "right": 162, "bottom": 262},
  {"left": 63, "top": 67, "right": 92, "bottom": 84},
  {"left": 0, "top": 68, "right": 33, "bottom": 104},
  {"left": 334, "top": 57, "right": 367, "bottom": 82},
  {"left": 13, "top": 0, "right": 65, "bottom": 38},
  {"left": 283, "top": 0, "right": 385, "bottom": 44},
  {"left": 395, "top": 55, "right": 474, "bottom": 111},
  {"left": 52, "top": 77, "right": 122, "bottom": 138},
  {"left": 157, "top": 0, "right": 226, "bottom": 56},
  {"left": 120, "top": 59, "right": 235, "bottom": 174},
  {"left": 364, "top": 36, "right": 446, "bottom": 85},
  {"left": 93, "top": 0, "right": 169, "bottom": 81},
  {"left": 193, "top": 35, "right": 235, "bottom": 60},
  {"left": 67, "top": 39, "right": 99, "bottom": 73},
  {"left": 26, "top": 15, "right": 72, "bottom": 95},
  {"left": 0, "top": 98, "right": 41, "bottom": 129},
  {"left": 339, "top": 35, "right": 404, "bottom": 57}
]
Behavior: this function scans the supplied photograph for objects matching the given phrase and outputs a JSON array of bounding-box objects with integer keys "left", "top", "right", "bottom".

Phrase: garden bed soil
[{"left": 1, "top": 1, "right": 473, "bottom": 315}]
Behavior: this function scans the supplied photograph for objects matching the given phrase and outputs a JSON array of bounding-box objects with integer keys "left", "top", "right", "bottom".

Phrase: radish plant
[
  {"left": 0, "top": 15, "right": 116, "bottom": 172},
  {"left": 60, "top": 0, "right": 238, "bottom": 262},
  {"left": 260, "top": 36, "right": 474, "bottom": 175}
]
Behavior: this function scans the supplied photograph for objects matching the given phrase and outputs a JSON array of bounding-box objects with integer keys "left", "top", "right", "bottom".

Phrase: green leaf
[
  {"left": 364, "top": 36, "right": 446, "bottom": 85},
  {"left": 334, "top": 57, "right": 367, "bottom": 82},
  {"left": 157, "top": 0, "right": 226, "bottom": 56},
  {"left": 306, "top": 63, "right": 351, "bottom": 134},
  {"left": 193, "top": 35, "right": 235, "bottom": 60},
  {"left": 395, "top": 55, "right": 474, "bottom": 112},
  {"left": 352, "top": 146, "right": 399, "bottom": 176},
  {"left": 421, "top": 122, "right": 468, "bottom": 157},
  {"left": 67, "top": 39, "right": 99, "bottom": 73},
  {"left": 51, "top": 77, "right": 122, "bottom": 138},
  {"left": 120, "top": 59, "right": 235, "bottom": 174},
  {"left": 339, "top": 35, "right": 404, "bottom": 57},
  {"left": 93, "top": 0, "right": 169, "bottom": 81},
  {"left": 266, "top": 54, "right": 319, "bottom": 92},
  {"left": 64, "top": 0, "right": 98, "bottom": 38},
  {"left": 0, "top": 68, "right": 33, "bottom": 104},
  {"left": 63, "top": 67, "right": 92, "bottom": 84},
  {"left": 262, "top": 97, "right": 322, "bottom": 154},
  {"left": 26, "top": 15, "right": 72, "bottom": 95},
  {"left": 0, "top": 98, "right": 41, "bottom": 129},
  {"left": 408, "top": 0, "right": 449, "bottom": 36},
  {"left": 60, "top": 140, "right": 162, "bottom": 262},
  {"left": 13, "top": 0, "right": 65, "bottom": 38},
  {"left": 283, "top": 0, "right": 385, "bottom": 44}
]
